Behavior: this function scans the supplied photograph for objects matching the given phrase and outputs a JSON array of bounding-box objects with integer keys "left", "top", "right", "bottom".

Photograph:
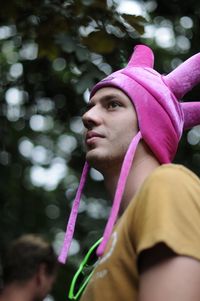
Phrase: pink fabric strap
[
  {"left": 96, "top": 131, "right": 142, "bottom": 257},
  {"left": 58, "top": 161, "right": 90, "bottom": 264}
]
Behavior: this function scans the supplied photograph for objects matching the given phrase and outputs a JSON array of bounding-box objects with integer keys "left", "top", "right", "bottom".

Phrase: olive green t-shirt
[{"left": 80, "top": 164, "right": 200, "bottom": 301}]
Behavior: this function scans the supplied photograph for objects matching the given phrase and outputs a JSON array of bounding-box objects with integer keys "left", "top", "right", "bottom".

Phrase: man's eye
[{"left": 107, "top": 101, "right": 121, "bottom": 109}]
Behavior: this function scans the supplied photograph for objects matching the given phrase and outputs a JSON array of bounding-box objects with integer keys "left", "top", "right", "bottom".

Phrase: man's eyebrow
[
  {"left": 90, "top": 93, "right": 120, "bottom": 103},
  {"left": 102, "top": 94, "right": 120, "bottom": 101},
  {"left": 85, "top": 93, "right": 121, "bottom": 111}
]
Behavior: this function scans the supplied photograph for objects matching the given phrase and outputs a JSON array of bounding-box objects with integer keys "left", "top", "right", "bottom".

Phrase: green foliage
[
  {"left": 0, "top": 1, "right": 147, "bottom": 299},
  {"left": 0, "top": 0, "right": 200, "bottom": 300}
]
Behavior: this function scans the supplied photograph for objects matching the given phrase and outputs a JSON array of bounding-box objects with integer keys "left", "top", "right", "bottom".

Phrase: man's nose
[{"left": 82, "top": 106, "right": 101, "bottom": 129}]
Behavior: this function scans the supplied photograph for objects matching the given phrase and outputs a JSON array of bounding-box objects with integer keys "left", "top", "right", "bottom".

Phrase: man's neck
[{"left": 103, "top": 142, "right": 160, "bottom": 215}]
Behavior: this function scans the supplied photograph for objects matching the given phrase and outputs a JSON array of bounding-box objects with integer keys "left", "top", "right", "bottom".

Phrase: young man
[
  {"left": 0, "top": 234, "right": 58, "bottom": 301},
  {"left": 59, "top": 45, "right": 200, "bottom": 300}
]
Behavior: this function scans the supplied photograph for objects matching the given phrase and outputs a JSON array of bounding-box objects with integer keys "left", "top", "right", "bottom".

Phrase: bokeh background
[{"left": 1, "top": 0, "right": 200, "bottom": 300}]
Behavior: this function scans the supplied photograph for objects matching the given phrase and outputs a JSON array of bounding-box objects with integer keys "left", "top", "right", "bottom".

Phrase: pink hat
[{"left": 58, "top": 45, "right": 200, "bottom": 263}]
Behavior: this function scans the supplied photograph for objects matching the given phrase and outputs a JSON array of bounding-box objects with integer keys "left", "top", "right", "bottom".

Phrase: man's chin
[
  {"left": 86, "top": 150, "right": 106, "bottom": 169},
  {"left": 86, "top": 151, "right": 100, "bottom": 165},
  {"left": 86, "top": 150, "right": 120, "bottom": 173}
]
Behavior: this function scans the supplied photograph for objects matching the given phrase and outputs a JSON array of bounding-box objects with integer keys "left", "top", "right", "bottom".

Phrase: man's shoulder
[
  {"left": 145, "top": 163, "right": 200, "bottom": 187},
  {"left": 126, "top": 163, "right": 200, "bottom": 219},
  {"left": 135, "top": 163, "right": 200, "bottom": 203}
]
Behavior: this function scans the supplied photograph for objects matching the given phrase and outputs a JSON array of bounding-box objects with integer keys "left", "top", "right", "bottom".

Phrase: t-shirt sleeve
[{"left": 131, "top": 165, "right": 200, "bottom": 261}]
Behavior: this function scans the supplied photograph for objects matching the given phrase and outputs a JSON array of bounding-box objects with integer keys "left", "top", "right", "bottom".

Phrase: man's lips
[{"left": 85, "top": 131, "right": 105, "bottom": 145}]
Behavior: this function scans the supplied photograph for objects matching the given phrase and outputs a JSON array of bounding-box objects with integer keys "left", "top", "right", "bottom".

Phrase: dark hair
[{"left": 2, "top": 234, "right": 58, "bottom": 286}]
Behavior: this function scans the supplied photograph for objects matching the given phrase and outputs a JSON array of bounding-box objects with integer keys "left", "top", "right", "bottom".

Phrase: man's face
[{"left": 82, "top": 87, "right": 138, "bottom": 171}]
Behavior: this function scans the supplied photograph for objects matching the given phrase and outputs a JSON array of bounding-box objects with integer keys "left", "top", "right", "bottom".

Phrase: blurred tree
[
  {"left": 0, "top": 0, "right": 200, "bottom": 300},
  {"left": 0, "top": 0, "right": 147, "bottom": 300}
]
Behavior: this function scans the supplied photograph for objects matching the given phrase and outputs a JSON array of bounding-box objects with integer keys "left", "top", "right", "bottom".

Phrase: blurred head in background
[{"left": 0, "top": 234, "right": 58, "bottom": 301}]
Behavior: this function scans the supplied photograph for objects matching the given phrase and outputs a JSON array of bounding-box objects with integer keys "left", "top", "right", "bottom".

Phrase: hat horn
[
  {"left": 164, "top": 53, "right": 200, "bottom": 99},
  {"left": 181, "top": 101, "right": 200, "bottom": 129},
  {"left": 127, "top": 44, "right": 154, "bottom": 68}
]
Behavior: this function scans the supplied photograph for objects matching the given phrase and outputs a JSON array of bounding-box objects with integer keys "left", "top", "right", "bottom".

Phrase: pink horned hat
[{"left": 58, "top": 45, "right": 200, "bottom": 264}]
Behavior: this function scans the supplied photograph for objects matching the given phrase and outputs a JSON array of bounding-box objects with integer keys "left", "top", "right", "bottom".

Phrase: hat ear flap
[
  {"left": 127, "top": 45, "right": 154, "bottom": 68},
  {"left": 164, "top": 53, "right": 200, "bottom": 99},
  {"left": 58, "top": 162, "right": 90, "bottom": 264}
]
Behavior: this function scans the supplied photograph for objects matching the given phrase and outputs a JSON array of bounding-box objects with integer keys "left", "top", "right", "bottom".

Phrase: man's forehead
[{"left": 89, "top": 87, "right": 128, "bottom": 103}]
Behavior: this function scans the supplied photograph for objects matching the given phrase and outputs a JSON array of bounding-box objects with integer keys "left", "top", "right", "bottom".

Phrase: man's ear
[{"left": 35, "top": 263, "right": 47, "bottom": 285}]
